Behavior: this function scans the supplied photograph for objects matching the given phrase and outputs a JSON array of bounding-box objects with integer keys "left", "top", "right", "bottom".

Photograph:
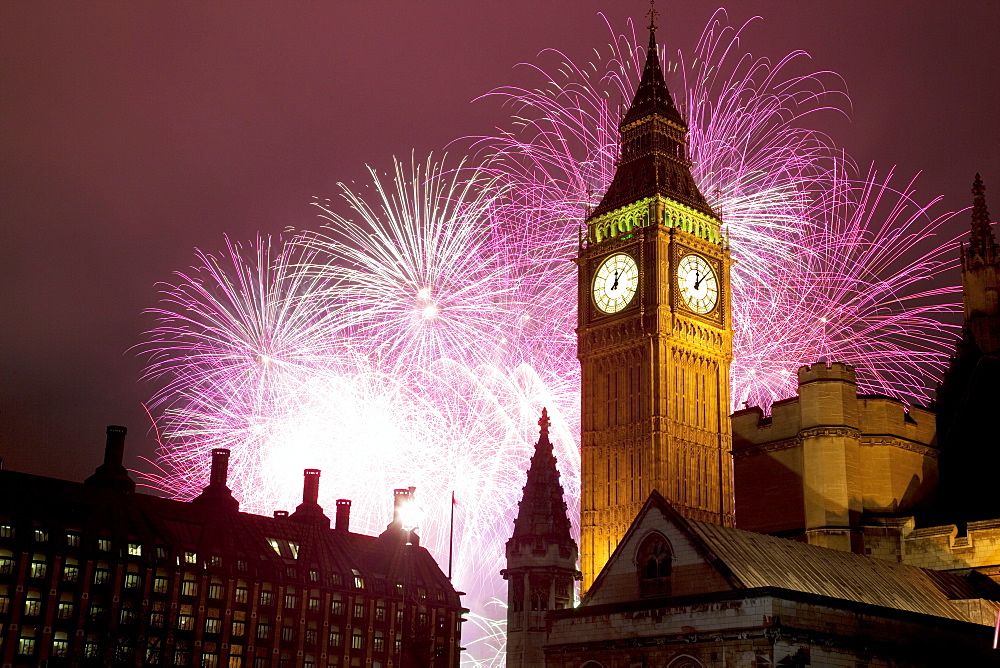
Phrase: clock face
[
  {"left": 593, "top": 253, "right": 639, "bottom": 314},
  {"left": 677, "top": 254, "right": 719, "bottom": 314}
]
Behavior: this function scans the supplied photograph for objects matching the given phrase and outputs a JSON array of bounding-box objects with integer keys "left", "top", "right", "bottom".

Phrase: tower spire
[
  {"left": 502, "top": 408, "right": 580, "bottom": 667},
  {"left": 647, "top": 0, "right": 659, "bottom": 45},
  {"left": 969, "top": 173, "right": 998, "bottom": 262}
]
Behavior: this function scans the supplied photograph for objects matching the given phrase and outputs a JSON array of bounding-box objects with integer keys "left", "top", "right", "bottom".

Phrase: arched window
[{"left": 636, "top": 532, "right": 672, "bottom": 597}]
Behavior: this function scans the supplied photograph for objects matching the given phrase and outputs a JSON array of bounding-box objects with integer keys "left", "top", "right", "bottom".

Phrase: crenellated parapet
[{"left": 732, "top": 360, "right": 938, "bottom": 553}]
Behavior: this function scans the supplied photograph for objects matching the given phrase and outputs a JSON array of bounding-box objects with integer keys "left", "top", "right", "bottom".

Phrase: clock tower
[{"left": 576, "top": 11, "right": 734, "bottom": 591}]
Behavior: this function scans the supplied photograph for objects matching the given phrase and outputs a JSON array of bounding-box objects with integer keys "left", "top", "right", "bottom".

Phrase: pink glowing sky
[{"left": 2, "top": 1, "right": 998, "bottom": 481}]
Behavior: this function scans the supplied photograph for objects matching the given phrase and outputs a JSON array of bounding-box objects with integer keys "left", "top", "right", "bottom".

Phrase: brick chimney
[
  {"left": 289, "top": 469, "right": 330, "bottom": 528},
  {"left": 192, "top": 448, "right": 240, "bottom": 512},
  {"left": 84, "top": 425, "right": 136, "bottom": 493},
  {"left": 335, "top": 499, "right": 352, "bottom": 532}
]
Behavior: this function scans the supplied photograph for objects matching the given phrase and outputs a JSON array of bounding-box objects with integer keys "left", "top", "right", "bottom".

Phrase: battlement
[{"left": 797, "top": 361, "right": 856, "bottom": 385}]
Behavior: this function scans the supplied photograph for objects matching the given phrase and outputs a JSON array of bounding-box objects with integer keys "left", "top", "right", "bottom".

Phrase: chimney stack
[
  {"left": 84, "top": 425, "right": 136, "bottom": 493},
  {"left": 274, "top": 510, "right": 289, "bottom": 518},
  {"left": 335, "top": 499, "right": 352, "bottom": 532},
  {"left": 289, "top": 468, "right": 330, "bottom": 528},
  {"left": 381, "top": 486, "right": 419, "bottom": 545},
  {"left": 192, "top": 448, "right": 240, "bottom": 512},
  {"left": 210, "top": 448, "right": 230, "bottom": 487},
  {"left": 303, "top": 469, "right": 321, "bottom": 505}
]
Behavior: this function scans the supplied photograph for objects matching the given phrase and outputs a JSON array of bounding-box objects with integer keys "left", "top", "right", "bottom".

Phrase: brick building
[{"left": 0, "top": 426, "right": 465, "bottom": 668}]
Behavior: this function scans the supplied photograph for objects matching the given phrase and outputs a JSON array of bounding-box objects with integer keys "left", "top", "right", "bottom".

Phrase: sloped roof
[
  {"left": 688, "top": 516, "right": 999, "bottom": 623},
  {"left": 586, "top": 490, "right": 1000, "bottom": 625}
]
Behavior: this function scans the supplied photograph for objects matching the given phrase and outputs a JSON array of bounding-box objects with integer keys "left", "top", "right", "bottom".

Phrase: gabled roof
[{"left": 584, "top": 490, "right": 1000, "bottom": 624}]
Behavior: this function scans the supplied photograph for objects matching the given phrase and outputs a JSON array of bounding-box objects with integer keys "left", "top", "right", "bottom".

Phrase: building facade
[
  {"left": 576, "top": 11, "right": 734, "bottom": 593},
  {"left": 0, "top": 427, "right": 465, "bottom": 668}
]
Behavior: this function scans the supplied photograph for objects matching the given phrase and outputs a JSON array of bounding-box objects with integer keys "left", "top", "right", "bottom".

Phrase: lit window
[
  {"left": 0, "top": 550, "right": 14, "bottom": 574},
  {"left": 287, "top": 541, "right": 299, "bottom": 559},
  {"left": 352, "top": 569, "right": 365, "bottom": 589},
  {"left": 208, "top": 583, "right": 224, "bottom": 599},
  {"left": 237, "top": 560, "right": 248, "bottom": 571},
  {"left": 157, "top": 546, "right": 169, "bottom": 559},
  {"left": 351, "top": 628, "right": 363, "bottom": 650},
  {"left": 202, "top": 653, "right": 219, "bottom": 668},
  {"left": 205, "top": 617, "right": 222, "bottom": 634},
  {"left": 98, "top": 538, "right": 111, "bottom": 551},
  {"left": 84, "top": 641, "right": 100, "bottom": 658},
  {"left": 66, "top": 533, "right": 80, "bottom": 547},
  {"left": 178, "top": 614, "right": 195, "bottom": 631},
  {"left": 23, "top": 591, "right": 42, "bottom": 616},
  {"left": 329, "top": 573, "right": 343, "bottom": 586},
  {"left": 29, "top": 556, "right": 47, "bottom": 579},
  {"left": 305, "top": 629, "right": 318, "bottom": 645},
  {"left": 63, "top": 563, "right": 79, "bottom": 582},
  {"left": 150, "top": 611, "right": 165, "bottom": 628},
  {"left": 373, "top": 630, "right": 385, "bottom": 653},
  {"left": 0, "top": 587, "right": 10, "bottom": 614},
  {"left": 309, "top": 570, "right": 319, "bottom": 582},
  {"left": 256, "top": 621, "right": 271, "bottom": 640},
  {"left": 18, "top": 633, "right": 36, "bottom": 656},
  {"left": 234, "top": 586, "right": 248, "bottom": 604},
  {"left": 88, "top": 604, "right": 106, "bottom": 622},
  {"left": 228, "top": 656, "right": 243, "bottom": 668},
  {"left": 34, "top": 529, "right": 48, "bottom": 542},
  {"left": 354, "top": 600, "right": 365, "bottom": 618},
  {"left": 284, "top": 588, "right": 298, "bottom": 609},
  {"left": 181, "top": 575, "right": 197, "bottom": 597},
  {"left": 120, "top": 606, "right": 137, "bottom": 625},
  {"left": 184, "top": 551, "right": 197, "bottom": 564},
  {"left": 259, "top": 590, "right": 274, "bottom": 606},
  {"left": 328, "top": 625, "right": 342, "bottom": 647},
  {"left": 93, "top": 567, "right": 110, "bottom": 585},
  {"left": 0, "top": 525, "right": 13, "bottom": 538},
  {"left": 231, "top": 620, "right": 245, "bottom": 637},
  {"left": 210, "top": 554, "right": 222, "bottom": 567},
  {"left": 175, "top": 649, "right": 191, "bottom": 666},
  {"left": 286, "top": 566, "right": 296, "bottom": 579},
  {"left": 281, "top": 625, "right": 294, "bottom": 642},
  {"left": 146, "top": 647, "right": 162, "bottom": 664},
  {"left": 154, "top": 576, "right": 169, "bottom": 594},
  {"left": 128, "top": 543, "right": 142, "bottom": 556},
  {"left": 308, "top": 595, "right": 320, "bottom": 612},
  {"left": 57, "top": 600, "right": 74, "bottom": 620},
  {"left": 125, "top": 574, "right": 142, "bottom": 589},
  {"left": 52, "top": 633, "right": 70, "bottom": 657},
  {"left": 330, "top": 593, "right": 344, "bottom": 615},
  {"left": 375, "top": 599, "right": 386, "bottom": 622},
  {"left": 267, "top": 538, "right": 282, "bottom": 556}
]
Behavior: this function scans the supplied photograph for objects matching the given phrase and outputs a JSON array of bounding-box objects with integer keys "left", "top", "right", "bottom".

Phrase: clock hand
[
  {"left": 611, "top": 270, "right": 620, "bottom": 291},
  {"left": 693, "top": 270, "right": 702, "bottom": 290}
]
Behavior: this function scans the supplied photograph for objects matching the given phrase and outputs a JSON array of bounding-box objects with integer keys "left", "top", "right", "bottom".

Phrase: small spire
[
  {"left": 538, "top": 407, "right": 550, "bottom": 438},
  {"left": 647, "top": 0, "right": 659, "bottom": 46},
  {"left": 969, "top": 173, "right": 998, "bottom": 262}
]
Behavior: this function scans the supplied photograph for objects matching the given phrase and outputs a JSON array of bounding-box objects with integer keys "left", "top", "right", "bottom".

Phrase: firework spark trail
[
  {"left": 471, "top": 9, "right": 960, "bottom": 411},
  {"left": 140, "top": 11, "right": 963, "bottom": 667}
]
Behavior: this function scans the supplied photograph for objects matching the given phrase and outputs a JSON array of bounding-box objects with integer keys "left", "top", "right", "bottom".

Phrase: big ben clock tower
[{"left": 577, "top": 7, "right": 734, "bottom": 591}]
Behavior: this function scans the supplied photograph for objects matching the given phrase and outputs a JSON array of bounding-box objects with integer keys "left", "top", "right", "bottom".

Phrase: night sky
[{"left": 2, "top": 2, "right": 998, "bottom": 484}]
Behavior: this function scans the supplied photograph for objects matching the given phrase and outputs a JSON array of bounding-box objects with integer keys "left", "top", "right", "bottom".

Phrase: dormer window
[{"left": 636, "top": 533, "right": 672, "bottom": 597}]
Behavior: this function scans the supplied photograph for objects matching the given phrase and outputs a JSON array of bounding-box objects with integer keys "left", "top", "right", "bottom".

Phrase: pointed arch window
[{"left": 636, "top": 532, "right": 672, "bottom": 597}]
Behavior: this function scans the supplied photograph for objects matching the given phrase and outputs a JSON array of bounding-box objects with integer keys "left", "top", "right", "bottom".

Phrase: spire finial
[
  {"left": 538, "top": 407, "right": 550, "bottom": 437},
  {"left": 647, "top": 0, "right": 659, "bottom": 33}
]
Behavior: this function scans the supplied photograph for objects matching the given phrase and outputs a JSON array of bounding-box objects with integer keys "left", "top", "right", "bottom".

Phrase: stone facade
[{"left": 732, "top": 362, "right": 938, "bottom": 551}]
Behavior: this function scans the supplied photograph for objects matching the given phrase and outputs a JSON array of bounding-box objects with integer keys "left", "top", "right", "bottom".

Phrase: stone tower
[
  {"left": 576, "top": 11, "right": 734, "bottom": 590},
  {"left": 502, "top": 408, "right": 579, "bottom": 668},
  {"left": 934, "top": 174, "right": 1000, "bottom": 523}
]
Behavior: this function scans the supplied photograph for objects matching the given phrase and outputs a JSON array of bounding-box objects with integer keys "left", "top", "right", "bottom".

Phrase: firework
[
  {"left": 472, "top": 9, "right": 959, "bottom": 410},
  {"left": 140, "top": 11, "right": 963, "bottom": 667}
]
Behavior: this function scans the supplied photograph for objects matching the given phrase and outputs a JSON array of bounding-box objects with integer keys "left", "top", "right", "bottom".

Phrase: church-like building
[{"left": 504, "top": 8, "right": 1000, "bottom": 667}]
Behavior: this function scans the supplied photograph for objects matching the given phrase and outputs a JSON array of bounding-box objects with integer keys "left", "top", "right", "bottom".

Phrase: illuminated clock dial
[
  {"left": 593, "top": 253, "right": 639, "bottom": 314},
  {"left": 677, "top": 254, "right": 719, "bottom": 314}
]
